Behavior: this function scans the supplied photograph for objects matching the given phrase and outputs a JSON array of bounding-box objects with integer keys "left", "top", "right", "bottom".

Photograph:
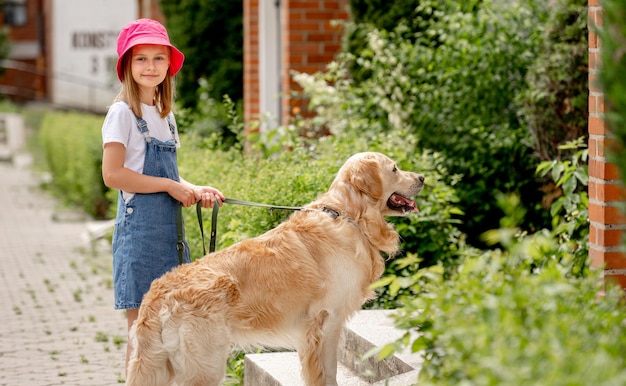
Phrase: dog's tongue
[{"left": 390, "top": 193, "right": 418, "bottom": 212}]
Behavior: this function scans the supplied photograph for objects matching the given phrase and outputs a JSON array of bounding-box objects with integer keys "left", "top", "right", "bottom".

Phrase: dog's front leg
[
  {"left": 319, "top": 316, "right": 342, "bottom": 386},
  {"left": 300, "top": 309, "right": 340, "bottom": 386}
]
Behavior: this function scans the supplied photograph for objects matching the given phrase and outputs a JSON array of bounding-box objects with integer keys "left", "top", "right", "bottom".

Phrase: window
[{"left": 3, "top": 0, "right": 27, "bottom": 27}]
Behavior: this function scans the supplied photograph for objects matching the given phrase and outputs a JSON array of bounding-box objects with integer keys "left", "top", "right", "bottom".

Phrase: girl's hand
[
  {"left": 195, "top": 186, "right": 225, "bottom": 209},
  {"left": 168, "top": 180, "right": 199, "bottom": 207}
]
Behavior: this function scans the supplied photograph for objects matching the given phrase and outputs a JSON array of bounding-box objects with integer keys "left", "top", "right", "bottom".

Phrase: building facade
[{"left": 0, "top": 0, "right": 163, "bottom": 113}]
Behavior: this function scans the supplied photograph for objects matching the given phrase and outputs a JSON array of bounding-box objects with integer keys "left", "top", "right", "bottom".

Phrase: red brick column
[
  {"left": 588, "top": 0, "right": 626, "bottom": 289},
  {"left": 243, "top": 0, "right": 260, "bottom": 128}
]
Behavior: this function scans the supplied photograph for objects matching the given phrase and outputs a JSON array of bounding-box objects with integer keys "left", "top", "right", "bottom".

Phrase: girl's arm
[{"left": 102, "top": 142, "right": 198, "bottom": 207}]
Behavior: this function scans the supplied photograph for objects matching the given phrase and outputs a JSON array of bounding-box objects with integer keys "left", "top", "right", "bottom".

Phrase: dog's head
[{"left": 331, "top": 152, "right": 424, "bottom": 217}]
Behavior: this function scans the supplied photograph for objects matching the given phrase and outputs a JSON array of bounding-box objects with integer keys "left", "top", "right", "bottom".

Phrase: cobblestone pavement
[{"left": 0, "top": 157, "right": 127, "bottom": 386}]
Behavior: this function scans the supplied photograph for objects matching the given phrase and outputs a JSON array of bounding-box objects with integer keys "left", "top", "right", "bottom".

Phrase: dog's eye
[{"left": 392, "top": 165, "right": 398, "bottom": 173}]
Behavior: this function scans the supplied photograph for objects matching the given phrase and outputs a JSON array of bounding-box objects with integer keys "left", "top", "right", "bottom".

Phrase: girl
[{"left": 101, "top": 18, "right": 225, "bottom": 371}]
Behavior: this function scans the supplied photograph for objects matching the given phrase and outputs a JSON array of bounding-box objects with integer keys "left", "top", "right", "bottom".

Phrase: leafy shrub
[
  {"left": 174, "top": 80, "right": 242, "bottom": 149},
  {"left": 378, "top": 205, "right": 619, "bottom": 385},
  {"left": 599, "top": 0, "right": 626, "bottom": 202},
  {"left": 395, "top": 252, "right": 626, "bottom": 385},
  {"left": 37, "top": 111, "right": 108, "bottom": 218},
  {"left": 348, "top": 0, "right": 423, "bottom": 32},
  {"left": 517, "top": 0, "right": 588, "bottom": 163},
  {"left": 345, "top": 0, "right": 430, "bottom": 82},
  {"left": 534, "top": 138, "right": 589, "bottom": 276}
]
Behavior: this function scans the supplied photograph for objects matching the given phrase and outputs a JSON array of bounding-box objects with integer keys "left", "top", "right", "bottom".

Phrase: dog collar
[{"left": 322, "top": 206, "right": 340, "bottom": 219}]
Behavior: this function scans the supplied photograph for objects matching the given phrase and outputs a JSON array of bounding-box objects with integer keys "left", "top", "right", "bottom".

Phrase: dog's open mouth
[{"left": 387, "top": 193, "right": 418, "bottom": 214}]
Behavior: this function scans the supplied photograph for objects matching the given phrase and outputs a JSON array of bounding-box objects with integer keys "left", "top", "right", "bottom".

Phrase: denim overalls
[{"left": 112, "top": 114, "right": 190, "bottom": 310}]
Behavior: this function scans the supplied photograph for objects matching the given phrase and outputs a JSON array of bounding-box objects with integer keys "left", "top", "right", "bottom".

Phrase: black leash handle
[
  {"left": 195, "top": 202, "right": 208, "bottom": 256},
  {"left": 176, "top": 205, "right": 185, "bottom": 265},
  {"left": 210, "top": 201, "right": 219, "bottom": 253},
  {"left": 196, "top": 198, "right": 303, "bottom": 255}
]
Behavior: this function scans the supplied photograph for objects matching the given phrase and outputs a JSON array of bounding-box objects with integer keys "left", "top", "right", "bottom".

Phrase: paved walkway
[{"left": 0, "top": 155, "right": 127, "bottom": 385}]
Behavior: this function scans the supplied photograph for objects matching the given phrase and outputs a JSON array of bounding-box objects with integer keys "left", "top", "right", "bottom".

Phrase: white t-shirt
[{"left": 102, "top": 101, "right": 182, "bottom": 202}]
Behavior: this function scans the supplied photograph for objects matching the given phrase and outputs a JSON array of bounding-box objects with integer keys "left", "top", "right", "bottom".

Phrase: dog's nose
[{"left": 418, "top": 175, "right": 424, "bottom": 183}]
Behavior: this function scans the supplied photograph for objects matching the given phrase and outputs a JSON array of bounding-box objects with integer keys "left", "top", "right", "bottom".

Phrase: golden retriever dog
[{"left": 126, "top": 152, "right": 424, "bottom": 386}]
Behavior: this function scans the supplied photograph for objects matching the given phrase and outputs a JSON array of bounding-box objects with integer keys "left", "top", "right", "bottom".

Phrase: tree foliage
[
  {"left": 517, "top": 0, "right": 588, "bottom": 163},
  {"left": 158, "top": 0, "right": 243, "bottom": 109}
]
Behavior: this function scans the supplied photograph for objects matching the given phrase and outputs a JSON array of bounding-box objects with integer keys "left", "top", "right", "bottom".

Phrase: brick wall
[
  {"left": 139, "top": 0, "right": 165, "bottom": 21},
  {"left": 588, "top": 0, "right": 626, "bottom": 289},
  {"left": 281, "top": 0, "right": 348, "bottom": 124},
  {"left": 243, "top": 0, "right": 349, "bottom": 128},
  {"left": 243, "top": 0, "right": 260, "bottom": 126}
]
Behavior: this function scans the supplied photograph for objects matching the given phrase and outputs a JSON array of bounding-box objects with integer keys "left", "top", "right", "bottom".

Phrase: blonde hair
[{"left": 114, "top": 46, "right": 175, "bottom": 119}]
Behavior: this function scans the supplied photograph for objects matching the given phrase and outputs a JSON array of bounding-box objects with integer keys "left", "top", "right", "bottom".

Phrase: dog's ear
[{"left": 350, "top": 158, "right": 384, "bottom": 199}]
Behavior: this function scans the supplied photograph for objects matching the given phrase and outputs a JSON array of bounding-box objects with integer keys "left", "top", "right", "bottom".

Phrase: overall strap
[
  {"left": 165, "top": 114, "right": 178, "bottom": 144},
  {"left": 134, "top": 115, "right": 152, "bottom": 143}
]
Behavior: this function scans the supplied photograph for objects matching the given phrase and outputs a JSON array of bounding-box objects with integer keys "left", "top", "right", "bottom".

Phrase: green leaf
[
  {"left": 411, "top": 335, "right": 430, "bottom": 352},
  {"left": 370, "top": 275, "right": 396, "bottom": 290},
  {"left": 377, "top": 343, "right": 397, "bottom": 360}
]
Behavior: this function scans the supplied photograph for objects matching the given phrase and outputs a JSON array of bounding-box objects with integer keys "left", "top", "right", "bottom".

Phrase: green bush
[
  {"left": 394, "top": 252, "right": 626, "bottom": 385},
  {"left": 174, "top": 81, "right": 242, "bottom": 148},
  {"left": 599, "top": 0, "right": 626, "bottom": 206},
  {"left": 37, "top": 111, "right": 108, "bottom": 218},
  {"left": 534, "top": 138, "right": 589, "bottom": 277},
  {"left": 517, "top": 0, "right": 588, "bottom": 163}
]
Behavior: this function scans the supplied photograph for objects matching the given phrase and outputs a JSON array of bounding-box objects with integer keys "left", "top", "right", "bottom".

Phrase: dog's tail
[{"left": 126, "top": 304, "right": 173, "bottom": 386}]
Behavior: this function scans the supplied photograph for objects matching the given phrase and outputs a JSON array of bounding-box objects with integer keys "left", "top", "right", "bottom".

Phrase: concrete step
[{"left": 243, "top": 309, "right": 422, "bottom": 385}]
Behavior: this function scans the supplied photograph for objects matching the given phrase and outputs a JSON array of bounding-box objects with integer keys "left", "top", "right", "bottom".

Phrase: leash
[
  {"left": 176, "top": 205, "right": 185, "bottom": 265},
  {"left": 196, "top": 198, "right": 303, "bottom": 255}
]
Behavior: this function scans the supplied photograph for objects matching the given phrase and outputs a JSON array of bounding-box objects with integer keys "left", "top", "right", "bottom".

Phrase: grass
[{"left": 95, "top": 331, "right": 109, "bottom": 343}]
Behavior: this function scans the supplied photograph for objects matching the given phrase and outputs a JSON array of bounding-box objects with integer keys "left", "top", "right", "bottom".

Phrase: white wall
[
  {"left": 50, "top": 0, "right": 138, "bottom": 112},
  {"left": 258, "top": 0, "right": 281, "bottom": 130}
]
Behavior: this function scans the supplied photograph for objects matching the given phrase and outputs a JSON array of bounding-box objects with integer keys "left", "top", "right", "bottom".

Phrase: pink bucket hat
[{"left": 116, "top": 18, "right": 184, "bottom": 81}]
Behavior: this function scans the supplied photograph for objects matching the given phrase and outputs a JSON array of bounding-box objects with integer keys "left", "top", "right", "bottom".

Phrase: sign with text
[{"left": 51, "top": 0, "right": 137, "bottom": 112}]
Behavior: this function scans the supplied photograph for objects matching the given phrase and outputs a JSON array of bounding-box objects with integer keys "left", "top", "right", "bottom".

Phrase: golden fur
[{"left": 126, "top": 152, "right": 424, "bottom": 386}]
